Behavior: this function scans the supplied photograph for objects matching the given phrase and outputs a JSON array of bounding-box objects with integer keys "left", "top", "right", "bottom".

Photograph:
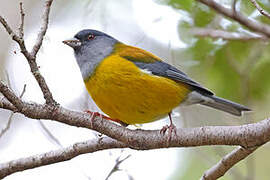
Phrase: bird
[{"left": 63, "top": 29, "right": 251, "bottom": 136}]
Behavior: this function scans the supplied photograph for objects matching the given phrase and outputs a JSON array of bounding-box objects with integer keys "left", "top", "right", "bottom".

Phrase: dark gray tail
[{"left": 201, "top": 95, "right": 251, "bottom": 116}]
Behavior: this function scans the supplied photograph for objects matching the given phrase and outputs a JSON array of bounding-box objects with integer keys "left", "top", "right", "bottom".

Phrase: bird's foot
[
  {"left": 160, "top": 112, "right": 177, "bottom": 144},
  {"left": 160, "top": 123, "right": 177, "bottom": 144},
  {"left": 84, "top": 110, "right": 128, "bottom": 127},
  {"left": 84, "top": 110, "right": 110, "bottom": 120}
]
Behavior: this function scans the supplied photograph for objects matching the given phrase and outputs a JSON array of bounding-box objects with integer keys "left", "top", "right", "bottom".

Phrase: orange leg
[
  {"left": 84, "top": 110, "right": 128, "bottom": 127},
  {"left": 160, "top": 112, "right": 177, "bottom": 142}
]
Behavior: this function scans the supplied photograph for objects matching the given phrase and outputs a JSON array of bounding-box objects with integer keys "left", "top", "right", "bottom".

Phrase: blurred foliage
[
  {"left": 166, "top": 0, "right": 194, "bottom": 11},
  {"left": 158, "top": 0, "right": 270, "bottom": 105},
  {"left": 157, "top": 0, "right": 270, "bottom": 179}
]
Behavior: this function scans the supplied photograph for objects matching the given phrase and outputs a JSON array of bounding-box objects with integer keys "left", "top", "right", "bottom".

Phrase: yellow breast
[{"left": 84, "top": 55, "right": 191, "bottom": 125}]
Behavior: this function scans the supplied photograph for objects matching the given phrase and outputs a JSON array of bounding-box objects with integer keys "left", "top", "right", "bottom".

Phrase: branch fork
[{"left": 0, "top": 0, "right": 270, "bottom": 179}]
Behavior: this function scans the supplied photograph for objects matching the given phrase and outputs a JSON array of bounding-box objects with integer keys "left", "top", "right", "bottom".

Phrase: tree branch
[
  {"left": 0, "top": 1, "right": 56, "bottom": 105},
  {"left": 232, "top": 0, "right": 237, "bottom": 15},
  {"left": 195, "top": 147, "right": 245, "bottom": 180},
  {"left": 0, "top": 15, "right": 25, "bottom": 52},
  {"left": 105, "top": 151, "right": 131, "bottom": 180},
  {"left": 2, "top": 79, "right": 268, "bottom": 178},
  {"left": 0, "top": 81, "right": 270, "bottom": 150},
  {"left": 190, "top": 28, "right": 267, "bottom": 41},
  {"left": 201, "top": 146, "right": 257, "bottom": 180},
  {"left": 0, "top": 112, "right": 15, "bottom": 138},
  {"left": 0, "top": 84, "right": 26, "bottom": 138},
  {"left": 0, "top": 1, "right": 269, "bottom": 179},
  {"left": 38, "top": 120, "right": 62, "bottom": 147},
  {"left": 0, "top": 137, "right": 126, "bottom": 179},
  {"left": 31, "top": 0, "right": 53, "bottom": 57},
  {"left": 250, "top": 0, "right": 270, "bottom": 19},
  {"left": 0, "top": 80, "right": 24, "bottom": 111},
  {"left": 18, "top": 2, "right": 25, "bottom": 39},
  {"left": 196, "top": 0, "right": 270, "bottom": 37},
  {"left": 1, "top": 87, "right": 267, "bottom": 179}
]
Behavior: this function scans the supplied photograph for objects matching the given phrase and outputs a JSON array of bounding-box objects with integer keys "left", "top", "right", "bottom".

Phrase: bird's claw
[
  {"left": 160, "top": 125, "right": 169, "bottom": 135},
  {"left": 84, "top": 110, "right": 129, "bottom": 127},
  {"left": 160, "top": 123, "right": 177, "bottom": 143}
]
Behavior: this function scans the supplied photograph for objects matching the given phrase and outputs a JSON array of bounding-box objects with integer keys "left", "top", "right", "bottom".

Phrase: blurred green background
[
  {"left": 0, "top": 0, "right": 270, "bottom": 179},
  {"left": 163, "top": 0, "right": 270, "bottom": 179}
]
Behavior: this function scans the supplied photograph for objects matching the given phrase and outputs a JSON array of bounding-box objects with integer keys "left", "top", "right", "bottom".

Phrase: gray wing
[{"left": 131, "top": 61, "right": 214, "bottom": 95}]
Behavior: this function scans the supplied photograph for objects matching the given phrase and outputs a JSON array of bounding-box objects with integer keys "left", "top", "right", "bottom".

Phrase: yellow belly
[{"left": 84, "top": 55, "right": 191, "bottom": 125}]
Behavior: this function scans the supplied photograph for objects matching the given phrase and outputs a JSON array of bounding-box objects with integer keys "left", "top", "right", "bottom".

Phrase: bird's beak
[{"left": 62, "top": 38, "right": 81, "bottom": 48}]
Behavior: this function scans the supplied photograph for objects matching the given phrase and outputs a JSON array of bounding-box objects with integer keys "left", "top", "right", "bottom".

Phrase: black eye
[{"left": 88, "top": 34, "right": 95, "bottom": 40}]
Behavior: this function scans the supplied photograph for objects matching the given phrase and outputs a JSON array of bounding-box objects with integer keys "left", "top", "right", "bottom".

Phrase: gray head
[{"left": 63, "top": 29, "right": 118, "bottom": 80}]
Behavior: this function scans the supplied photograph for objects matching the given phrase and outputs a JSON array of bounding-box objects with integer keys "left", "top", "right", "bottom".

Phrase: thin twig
[
  {"left": 38, "top": 121, "right": 62, "bottom": 147},
  {"left": 105, "top": 151, "right": 131, "bottom": 180},
  {"left": 197, "top": 0, "right": 270, "bottom": 37},
  {"left": 250, "top": 0, "right": 270, "bottom": 19},
  {"left": 232, "top": 0, "right": 237, "bottom": 16},
  {"left": 19, "top": 2, "right": 25, "bottom": 39},
  {"left": 212, "top": 147, "right": 245, "bottom": 180},
  {"left": 0, "top": 80, "right": 24, "bottom": 111},
  {"left": 31, "top": 0, "right": 53, "bottom": 57},
  {"left": 19, "top": 84, "right": 27, "bottom": 99},
  {"left": 0, "top": 1, "right": 56, "bottom": 105},
  {"left": 4, "top": 70, "right": 13, "bottom": 92},
  {"left": 195, "top": 147, "right": 245, "bottom": 180},
  {"left": 0, "top": 84, "right": 26, "bottom": 138},
  {"left": 28, "top": 0, "right": 56, "bottom": 105},
  {"left": 0, "top": 16, "right": 29, "bottom": 59},
  {"left": 0, "top": 113, "right": 15, "bottom": 139},
  {"left": 0, "top": 13, "right": 30, "bottom": 58},
  {"left": 190, "top": 28, "right": 267, "bottom": 41},
  {"left": 0, "top": 137, "right": 126, "bottom": 179},
  {"left": 201, "top": 146, "right": 257, "bottom": 180},
  {"left": 0, "top": 17, "right": 20, "bottom": 42}
]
